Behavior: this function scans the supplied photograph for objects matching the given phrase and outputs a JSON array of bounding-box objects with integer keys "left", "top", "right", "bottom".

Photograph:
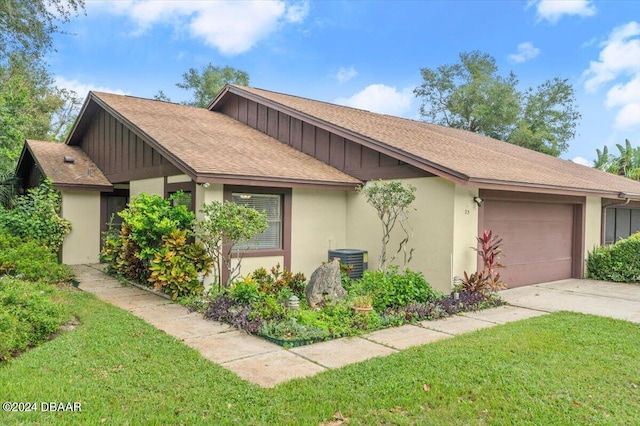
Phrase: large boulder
[{"left": 305, "top": 259, "right": 347, "bottom": 309}]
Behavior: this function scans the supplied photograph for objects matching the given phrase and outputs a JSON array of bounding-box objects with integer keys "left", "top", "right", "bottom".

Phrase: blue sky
[{"left": 48, "top": 0, "right": 640, "bottom": 165}]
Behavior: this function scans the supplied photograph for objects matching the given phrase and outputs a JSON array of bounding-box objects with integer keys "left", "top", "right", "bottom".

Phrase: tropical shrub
[
  {"left": 351, "top": 267, "right": 439, "bottom": 311},
  {"left": 0, "top": 233, "right": 73, "bottom": 283},
  {"left": 462, "top": 229, "right": 506, "bottom": 293},
  {"left": 0, "top": 179, "right": 71, "bottom": 252},
  {"left": 250, "top": 264, "right": 306, "bottom": 298},
  {"left": 0, "top": 278, "right": 69, "bottom": 362},
  {"left": 147, "top": 229, "right": 212, "bottom": 300},
  {"left": 118, "top": 193, "right": 194, "bottom": 263},
  {"left": 102, "top": 193, "right": 198, "bottom": 285},
  {"left": 587, "top": 233, "right": 640, "bottom": 282}
]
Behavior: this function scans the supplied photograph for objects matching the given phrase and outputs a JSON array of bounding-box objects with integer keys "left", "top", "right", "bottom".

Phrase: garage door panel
[{"left": 483, "top": 200, "right": 574, "bottom": 288}]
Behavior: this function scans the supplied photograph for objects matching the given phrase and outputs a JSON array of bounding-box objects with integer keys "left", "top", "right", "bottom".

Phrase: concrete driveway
[{"left": 500, "top": 279, "right": 640, "bottom": 323}]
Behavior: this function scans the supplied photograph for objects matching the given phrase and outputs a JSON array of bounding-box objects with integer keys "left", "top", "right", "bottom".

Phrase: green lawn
[{"left": 1, "top": 288, "right": 639, "bottom": 425}]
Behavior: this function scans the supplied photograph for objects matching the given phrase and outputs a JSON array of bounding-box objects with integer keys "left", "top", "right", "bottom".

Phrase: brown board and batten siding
[
  {"left": 218, "top": 93, "right": 432, "bottom": 181},
  {"left": 79, "top": 109, "right": 180, "bottom": 183}
]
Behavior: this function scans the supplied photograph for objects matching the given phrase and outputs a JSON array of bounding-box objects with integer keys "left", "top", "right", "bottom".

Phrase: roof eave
[
  {"left": 194, "top": 173, "right": 361, "bottom": 190},
  {"left": 53, "top": 183, "right": 114, "bottom": 192},
  {"left": 469, "top": 177, "right": 640, "bottom": 199}
]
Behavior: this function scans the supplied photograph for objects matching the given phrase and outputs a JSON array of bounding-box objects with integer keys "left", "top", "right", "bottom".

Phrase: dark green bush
[
  {"left": 587, "top": 233, "right": 640, "bottom": 282},
  {"left": 0, "top": 278, "right": 69, "bottom": 362},
  {"left": 350, "top": 267, "right": 440, "bottom": 311},
  {"left": 0, "top": 180, "right": 71, "bottom": 252},
  {"left": 0, "top": 233, "right": 73, "bottom": 283}
]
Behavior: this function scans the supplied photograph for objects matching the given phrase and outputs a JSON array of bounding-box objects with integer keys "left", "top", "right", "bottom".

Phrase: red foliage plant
[{"left": 462, "top": 229, "right": 506, "bottom": 293}]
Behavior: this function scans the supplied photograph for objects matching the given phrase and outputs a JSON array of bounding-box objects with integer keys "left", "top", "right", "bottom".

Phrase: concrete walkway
[{"left": 71, "top": 265, "right": 638, "bottom": 388}]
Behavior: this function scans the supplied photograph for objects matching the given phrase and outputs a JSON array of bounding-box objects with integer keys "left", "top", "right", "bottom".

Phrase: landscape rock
[{"left": 305, "top": 259, "right": 347, "bottom": 309}]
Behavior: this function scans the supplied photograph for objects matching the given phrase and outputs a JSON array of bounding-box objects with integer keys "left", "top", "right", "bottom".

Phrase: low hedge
[
  {"left": 0, "top": 278, "right": 69, "bottom": 362},
  {"left": 587, "top": 233, "right": 640, "bottom": 282},
  {"left": 0, "top": 233, "right": 73, "bottom": 283}
]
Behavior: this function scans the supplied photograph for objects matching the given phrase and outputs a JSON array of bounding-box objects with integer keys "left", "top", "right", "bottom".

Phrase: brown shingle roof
[
  {"left": 23, "top": 140, "right": 112, "bottom": 190},
  {"left": 89, "top": 92, "right": 361, "bottom": 188},
  {"left": 225, "top": 85, "right": 640, "bottom": 198}
]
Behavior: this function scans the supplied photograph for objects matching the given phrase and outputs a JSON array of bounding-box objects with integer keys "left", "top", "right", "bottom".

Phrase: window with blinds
[{"left": 232, "top": 193, "right": 282, "bottom": 250}]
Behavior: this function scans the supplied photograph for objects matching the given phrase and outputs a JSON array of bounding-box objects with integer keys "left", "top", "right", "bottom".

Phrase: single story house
[{"left": 16, "top": 85, "right": 640, "bottom": 292}]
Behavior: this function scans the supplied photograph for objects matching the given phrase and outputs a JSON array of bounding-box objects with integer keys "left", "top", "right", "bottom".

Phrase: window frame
[{"left": 223, "top": 185, "right": 291, "bottom": 268}]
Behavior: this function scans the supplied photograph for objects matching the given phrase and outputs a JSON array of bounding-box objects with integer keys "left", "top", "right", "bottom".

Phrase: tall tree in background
[
  {"left": 0, "top": 0, "right": 84, "bottom": 173},
  {"left": 156, "top": 64, "right": 250, "bottom": 108},
  {"left": 1, "top": 0, "right": 84, "bottom": 60},
  {"left": 414, "top": 51, "right": 580, "bottom": 157}
]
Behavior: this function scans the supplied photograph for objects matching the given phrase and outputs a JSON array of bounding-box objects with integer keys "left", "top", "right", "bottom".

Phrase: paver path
[{"left": 72, "top": 264, "right": 577, "bottom": 388}]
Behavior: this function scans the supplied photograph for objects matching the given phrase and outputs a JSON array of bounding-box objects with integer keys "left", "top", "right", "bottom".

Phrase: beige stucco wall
[
  {"left": 230, "top": 256, "right": 285, "bottom": 279},
  {"left": 291, "top": 188, "right": 348, "bottom": 278},
  {"left": 194, "top": 183, "right": 224, "bottom": 221},
  {"left": 346, "top": 177, "right": 456, "bottom": 293},
  {"left": 60, "top": 190, "right": 101, "bottom": 264},
  {"left": 451, "top": 185, "right": 480, "bottom": 284},
  {"left": 130, "top": 177, "right": 164, "bottom": 198},
  {"left": 167, "top": 174, "right": 192, "bottom": 184},
  {"left": 584, "top": 196, "right": 602, "bottom": 263}
]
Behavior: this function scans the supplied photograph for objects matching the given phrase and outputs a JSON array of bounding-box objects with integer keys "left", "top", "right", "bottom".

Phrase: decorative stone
[{"left": 305, "top": 259, "right": 347, "bottom": 309}]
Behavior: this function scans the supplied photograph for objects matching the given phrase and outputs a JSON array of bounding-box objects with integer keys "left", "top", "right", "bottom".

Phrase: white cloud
[
  {"left": 583, "top": 22, "right": 640, "bottom": 130},
  {"left": 54, "top": 76, "right": 128, "bottom": 102},
  {"left": 334, "top": 84, "right": 413, "bottom": 117},
  {"left": 571, "top": 156, "right": 592, "bottom": 167},
  {"left": 583, "top": 21, "right": 640, "bottom": 92},
  {"left": 336, "top": 66, "right": 357, "bottom": 83},
  {"left": 509, "top": 42, "right": 540, "bottom": 63},
  {"left": 614, "top": 103, "right": 640, "bottom": 129},
  {"left": 100, "top": 0, "right": 309, "bottom": 55},
  {"left": 529, "top": 0, "right": 596, "bottom": 24}
]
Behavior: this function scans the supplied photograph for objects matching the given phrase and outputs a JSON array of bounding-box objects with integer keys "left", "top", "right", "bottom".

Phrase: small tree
[
  {"left": 194, "top": 201, "right": 268, "bottom": 289},
  {"left": 358, "top": 180, "right": 416, "bottom": 272}
]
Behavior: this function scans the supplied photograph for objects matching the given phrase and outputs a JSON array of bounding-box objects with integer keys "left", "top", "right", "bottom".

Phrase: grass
[{"left": 1, "top": 288, "right": 639, "bottom": 425}]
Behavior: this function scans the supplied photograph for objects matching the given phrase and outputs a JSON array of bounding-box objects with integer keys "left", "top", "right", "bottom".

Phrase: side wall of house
[
  {"left": 290, "top": 188, "right": 348, "bottom": 278},
  {"left": 61, "top": 190, "right": 102, "bottom": 264},
  {"left": 346, "top": 177, "right": 456, "bottom": 293},
  {"left": 452, "top": 185, "right": 480, "bottom": 283},
  {"left": 584, "top": 196, "right": 602, "bottom": 258}
]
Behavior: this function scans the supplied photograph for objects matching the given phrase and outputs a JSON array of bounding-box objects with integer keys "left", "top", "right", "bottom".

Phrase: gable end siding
[
  {"left": 80, "top": 109, "right": 181, "bottom": 183},
  {"left": 219, "top": 94, "right": 430, "bottom": 181}
]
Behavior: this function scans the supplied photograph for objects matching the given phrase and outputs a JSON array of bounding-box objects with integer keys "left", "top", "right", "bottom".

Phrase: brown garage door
[{"left": 483, "top": 200, "right": 575, "bottom": 288}]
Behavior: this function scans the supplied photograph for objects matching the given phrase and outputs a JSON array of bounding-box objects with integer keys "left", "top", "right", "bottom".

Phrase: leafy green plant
[
  {"left": 147, "top": 229, "right": 212, "bottom": 300},
  {"left": 229, "top": 276, "right": 262, "bottom": 305},
  {"left": 587, "top": 233, "right": 640, "bottom": 282},
  {"left": 351, "top": 267, "right": 439, "bottom": 310},
  {"left": 462, "top": 229, "right": 506, "bottom": 293},
  {"left": 251, "top": 264, "right": 306, "bottom": 298},
  {"left": 0, "top": 233, "right": 73, "bottom": 283},
  {"left": 0, "top": 278, "right": 69, "bottom": 362},
  {"left": 194, "top": 200, "right": 268, "bottom": 288},
  {"left": 259, "top": 319, "right": 328, "bottom": 343},
  {"left": 118, "top": 193, "right": 194, "bottom": 263},
  {"left": 0, "top": 179, "right": 71, "bottom": 252}
]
